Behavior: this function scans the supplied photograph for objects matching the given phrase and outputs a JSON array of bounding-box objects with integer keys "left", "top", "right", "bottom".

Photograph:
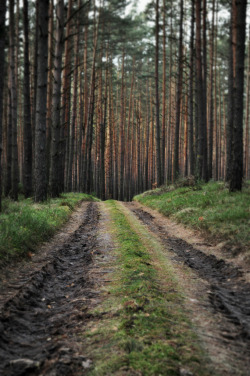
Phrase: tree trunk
[
  {"left": 161, "top": 0, "right": 166, "bottom": 182},
  {"left": 50, "top": 0, "right": 64, "bottom": 197},
  {"left": 100, "top": 47, "right": 108, "bottom": 200},
  {"left": 155, "top": 0, "right": 162, "bottom": 186},
  {"left": 244, "top": 27, "right": 250, "bottom": 180},
  {"left": 173, "top": 0, "right": 183, "bottom": 181},
  {"left": 5, "top": 67, "right": 12, "bottom": 197},
  {"left": 208, "top": 0, "right": 215, "bottom": 179},
  {"left": 188, "top": 0, "right": 195, "bottom": 176},
  {"left": 34, "top": 0, "right": 49, "bottom": 202},
  {"left": 46, "top": 0, "right": 54, "bottom": 185},
  {"left": 229, "top": 0, "right": 247, "bottom": 191},
  {"left": 195, "top": 0, "right": 205, "bottom": 180},
  {"left": 226, "top": 0, "right": 236, "bottom": 182},
  {"left": 119, "top": 51, "right": 125, "bottom": 201},
  {"left": 85, "top": 9, "right": 99, "bottom": 194},
  {"left": 61, "top": 0, "right": 73, "bottom": 191},
  {"left": 67, "top": 2, "right": 80, "bottom": 192},
  {"left": 202, "top": 0, "right": 208, "bottom": 181},
  {"left": 9, "top": 0, "right": 19, "bottom": 201},
  {"left": 0, "top": 0, "right": 6, "bottom": 210},
  {"left": 23, "top": 0, "right": 33, "bottom": 198}
]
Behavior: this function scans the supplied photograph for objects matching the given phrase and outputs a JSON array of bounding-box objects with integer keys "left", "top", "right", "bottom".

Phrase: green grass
[
  {"left": 86, "top": 200, "right": 210, "bottom": 376},
  {"left": 134, "top": 181, "right": 250, "bottom": 256},
  {"left": 0, "top": 193, "right": 98, "bottom": 265}
]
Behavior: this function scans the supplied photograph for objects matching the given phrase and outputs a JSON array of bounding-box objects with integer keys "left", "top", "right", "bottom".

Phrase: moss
[
  {"left": 0, "top": 193, "right": 98, "bottom": 264},
  {"left": 134, "top": 181, "right": 250, "bottom": 257},
  {"left": 85, "top": 200, "right": 211, "bottom": 376}
]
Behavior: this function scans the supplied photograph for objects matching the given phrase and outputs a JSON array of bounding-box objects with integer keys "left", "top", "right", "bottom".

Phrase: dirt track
[
  {"left": 125, "top": 203, "right": 250, "bottom": 374},
  {"left": 0, "top": 201, "right": 250, "bottom": 375},
  {"left": 0, "top": 202, "right": 99, "bottom": 376}
]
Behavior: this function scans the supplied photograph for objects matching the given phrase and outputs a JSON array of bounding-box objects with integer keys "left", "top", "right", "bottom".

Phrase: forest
[
  {"left": 0, "top": 0, "right": 249, "bottom": 206},
  {"left": 0, "top": 1, "right": 250, "bottom": 374}
]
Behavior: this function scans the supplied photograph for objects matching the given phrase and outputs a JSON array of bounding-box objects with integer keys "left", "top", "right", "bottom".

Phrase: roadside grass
[
  {"left": 0, "top": 193, "right": 98, "bottom": 265},
  {"left": 134, "top": 181, "right": 250, "bottom": 257},
  {"left": 85, "top": 200, "right": 211, "bottom": 376}
]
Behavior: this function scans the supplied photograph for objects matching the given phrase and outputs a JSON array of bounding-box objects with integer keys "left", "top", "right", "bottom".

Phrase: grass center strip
[{"left": 85, "top": 200, "right": 211, "bottom": 376}]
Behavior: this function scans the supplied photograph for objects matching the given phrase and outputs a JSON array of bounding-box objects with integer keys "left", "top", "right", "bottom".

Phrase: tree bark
[
  {"left": 195, "top": 0, "right": 206, "bottom": 180},
  {"left": 50, "top": 0, "right": 64, "bottom": 197},
  {"left": 119, "top": 51, "right": 125, "bottom": 201},
  {"left": 0, "top": 0, "right": 6, "bottom": 210},
  {"left": 208, "top": 0, "right": 215, "bottom": 179},
  {"left": 161, "top": 0, "right": 166, "bottom": 182},
  {"left": 67, "top": 1, "right": 80, "bottom": 192},
  {"left": 226, "top": 0, "right": 236, "bottom": 182},
  {"left": 23, "top": 0, "right": 33, "bottom": 198},
  {"left": 245, "top": 28, "right": 250, "bottom": 180},
  {"left": 46, "top": 0, "right": 54, "bottom": 185},
  {"left": 155, "top": 0, "right": 162, "bottom": 186},
  {"left": 229, "top": 0, "right": 247, "bottom": 191},
  {"left": 173, "top": 0, "right": 183, "bottom": 181},
  {"left": 188, "top": 0, "right": 195, "bottom": 176},
  {"left": 202, "top": 0, "right": 208, "bottom": 181},
  {"left": 61, "top": 0, "right": 73, "bottom": 191},
  {"left": 9, "top": 0, "right": 19, "bottom": 201},
  {"left": 34, "top": 0, "right": 49, "bottom": 202}
]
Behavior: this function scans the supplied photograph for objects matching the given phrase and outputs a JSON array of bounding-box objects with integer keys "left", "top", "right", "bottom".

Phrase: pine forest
[{"left": 0, "top": 0, "right": 249, "bottom": 205}]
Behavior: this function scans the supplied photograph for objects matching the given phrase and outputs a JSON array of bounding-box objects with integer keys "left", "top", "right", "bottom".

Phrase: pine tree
[
  {"left": 0, "top": 0, "right": 6, "bottom": 211},
  {"left": 50, "top": 0, "right": 64, "bottom": 197},
  {"left": 23, "top": 0, "right": 33, "bottom": 198},
  {"left": 34, "top": 0, "right": 49, "bottom": 202}
]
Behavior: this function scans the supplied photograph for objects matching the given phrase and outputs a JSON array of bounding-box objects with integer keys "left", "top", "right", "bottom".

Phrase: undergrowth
[
  {"left": 0, "top": 193, "right": 98, "bottom": 265},
  {"left": 86, "top": 200, "right": 210, "bottom": 376},
  {"left": 134, "top": 181, "right": 250, "bottom": 256}
]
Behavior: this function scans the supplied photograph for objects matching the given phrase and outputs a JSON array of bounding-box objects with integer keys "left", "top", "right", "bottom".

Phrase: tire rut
[
  {"left": 130, "top": 206, "right": 250, "bottom": 362},
  {"left": 0, "top": 202, "right": 99, "bottom": 376}
]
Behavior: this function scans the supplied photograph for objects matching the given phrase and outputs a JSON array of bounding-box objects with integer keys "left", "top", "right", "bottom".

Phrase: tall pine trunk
[
  {"left": 161, "top": 0, "right": 166, "bottom": 182},
  {"left": 67, "top": 2, "right": 80, "bottom": 192},
  {"left": 9, "top": 0, "right": 18, "bottom": 201},
  {"left": 188, "top": 0, "right": 195, "bottom": 176},
  {"left": 229, "top": 0, "right": 247, "bottom": 191},
  {"left": 0, "top": 0, "right": 6, "bottom": 210},
  {"left": 23, "top": 0, "right": 33, "bottom": 198},
  {"left": 34, "top": 0, "right": 49, "bottom": 202},
  {"left": 245, "top": 28, "right": 250, "bottom": 180},
  {"left": 195, "top": 0, "right": 206, "bottom": 180},
  {"left": 61, "top": 0, "right": 73, "bottom": 191},
  {"left": 208, "top": 0, "right": 215, "bottom": 179},
  {"left": 50, "top": 0, "right": 64, "bottom": 197},
  {"left": 202, "top": 0, "right": 208, "bottom": 181},
  {"left": 155, "top": 0, "right": 162, "bottom": 186},
  {"left": 119, "top": 51, "right": 125, "bottom": 201},
  {"left": 173, "top": 0, "right": 183, "bottom": 181}
]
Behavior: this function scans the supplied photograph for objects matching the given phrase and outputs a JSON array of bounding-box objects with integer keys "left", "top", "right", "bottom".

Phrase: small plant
[
  {"left": 0, "top": 193, "right": 99, "bottom": 266},
  {"left": 85, "top": 201, "right": 209, "bottom": 375},
  {"left": 134, "top": 181, "right": 250, "bottom": 258}
]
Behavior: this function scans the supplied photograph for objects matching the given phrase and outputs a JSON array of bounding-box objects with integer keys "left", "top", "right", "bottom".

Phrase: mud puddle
[
  {"left": 0, "top": 202, "right": 99, "bottom": 376},
  {"left": 129, "top": 206, "right": 250, "bottom": 363}
]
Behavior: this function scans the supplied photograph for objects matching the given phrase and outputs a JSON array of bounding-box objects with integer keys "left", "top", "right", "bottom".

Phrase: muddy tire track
[
  {"left": 0, "top": 202, "right": 99, "bottom": 376},
  {"left": 129, "top": 206, "right": 250, "bottom": 362}
]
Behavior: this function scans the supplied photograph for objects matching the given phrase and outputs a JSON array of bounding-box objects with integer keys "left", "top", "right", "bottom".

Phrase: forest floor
[{"left": 0, "top": 200, "right": 250, "bottom": 375}]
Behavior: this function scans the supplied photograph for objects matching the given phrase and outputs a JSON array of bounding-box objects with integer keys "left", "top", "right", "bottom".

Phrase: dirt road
[{"left": 0, "top": 201, "right": 249, "bottom": 375}]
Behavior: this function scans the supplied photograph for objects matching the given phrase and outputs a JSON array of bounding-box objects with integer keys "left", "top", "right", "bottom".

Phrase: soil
[
  {"left": 125, "top": 202, "right": 250, "bottom": 375},
  {"left": 0, "top": 200, "right": 250, "bottom": 375},
  {"left": 0, "top": 202, "right": 100, "bottom": 376}
]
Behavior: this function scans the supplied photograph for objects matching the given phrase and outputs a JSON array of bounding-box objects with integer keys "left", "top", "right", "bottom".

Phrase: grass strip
[
  {"left": 134, "top": 181, "right": 250, "bottom": 257},
  {"left": 85, "top": 200, "right": 211, "bottom": 376},
  {"left": 0, "top": 193, "right": 98, "bottom": 264}
]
